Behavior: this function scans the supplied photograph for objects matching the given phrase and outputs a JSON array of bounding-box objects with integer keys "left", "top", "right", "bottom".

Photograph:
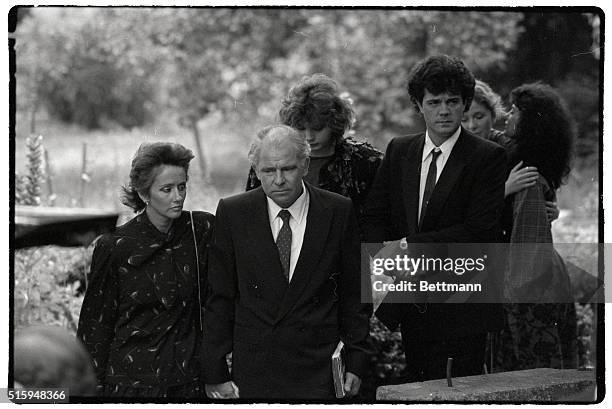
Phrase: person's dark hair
[
  {"left": 278, "top": 73, "right": 355, "bottom": 143},
  {"left": 121, "top": 142, "right": 194, "bottom": 212},
  {"left": 510, "top": 82, "right": 575, "bottom": 190},
  {"left": 407, "top": 54, "right": 475, "bottom": 112}
]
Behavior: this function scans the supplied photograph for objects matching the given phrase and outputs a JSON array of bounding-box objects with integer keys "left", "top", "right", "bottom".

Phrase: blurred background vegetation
[
  {"left": 11, "top": 7, "right": 601, "bottom": 398},
  {"left": 13, "top": 8, "right": 600, "bottom": 208}
]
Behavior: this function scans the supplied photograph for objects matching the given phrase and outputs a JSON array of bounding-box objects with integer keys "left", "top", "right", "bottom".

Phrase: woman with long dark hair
[
  {"left": 498, "top": 82, "right": 577, "bottom": 370},
  {"left": 462, "top": 79, "right": 560, "bottom": 228}
]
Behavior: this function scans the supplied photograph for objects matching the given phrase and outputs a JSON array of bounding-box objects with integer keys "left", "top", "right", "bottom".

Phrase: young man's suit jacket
[
  {"left": 203, "top": 184, "right": 371, "bottom": 400},
  {"left": 362, "top": 128, "right": 506, "bottom": 341}
]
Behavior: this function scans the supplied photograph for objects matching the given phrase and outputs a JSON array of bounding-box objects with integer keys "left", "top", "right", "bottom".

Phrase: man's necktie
[
  {"left": 276, "top": 209, "right": 292, "bottom": 281},
  {"left": 419, "top": 147, "right": 442, "bottom": 230}
]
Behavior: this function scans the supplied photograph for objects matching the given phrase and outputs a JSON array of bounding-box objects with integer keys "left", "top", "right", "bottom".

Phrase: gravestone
[{"left": 377, "top": 368, "right": 596, "bottom": 402}]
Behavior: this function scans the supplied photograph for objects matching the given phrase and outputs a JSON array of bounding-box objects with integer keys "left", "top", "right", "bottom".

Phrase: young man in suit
[
  {"left": 203, "top": 125, "right": 371, "bottom": 400},
  {"left": 362, "top": 55, "right": 506, "bottom": 382}
]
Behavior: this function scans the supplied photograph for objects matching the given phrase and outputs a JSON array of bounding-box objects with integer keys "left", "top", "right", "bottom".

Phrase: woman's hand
[
  {"left": 545, "top": 201, "right": 560, "bottom": 222},
  {"left": 505, "top": 161, "right": 539, "bottom": 197}
]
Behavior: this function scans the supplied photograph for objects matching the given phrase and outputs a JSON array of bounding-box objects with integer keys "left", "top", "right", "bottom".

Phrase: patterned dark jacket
[{"left": 77, "top": 211, "right": 214, "bottom": 396}]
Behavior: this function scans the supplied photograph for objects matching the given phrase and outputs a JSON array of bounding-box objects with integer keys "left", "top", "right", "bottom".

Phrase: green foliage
[
  {"left": 15, "top": 134, "right": 44, "bottom": 206},
  {"left": 510, "top": 12, "right": 598, "bottom": 86},
  {"left": 557, "top": 75, "right": 600, "bottom": 160},
  {"left": 359, "top": 317, "right": 405, "bottom": 399},
  {"left": 14, "top": 246, "right": 91, "bottom": 333},
  {"left": 13, "top": 131, "right": 91, "bottom": 333},
  {"left": 575, "top": 303, "right": 595, "bottom": 368},
  {"left": 15, "top": 8, "right": 530, "bottom": 141},
  {"left": 16, "top": 9, "right": 161, "bottom": 129},
  {"left": 247, "top": 10, "right": 524, "bottom": 138},
  {"left": 15, "top": 9, "right": 600, "bottom": 159},
  {"left": 368, "top": 316, "right": 406, "bottom": 379},
  {"left": 494, "top": 12, "right": 601, "bottom": 163}
]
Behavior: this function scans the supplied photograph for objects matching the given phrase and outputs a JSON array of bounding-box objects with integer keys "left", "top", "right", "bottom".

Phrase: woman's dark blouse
[{"left": 77, "top": 210, "right": 214, "bottom": 393}]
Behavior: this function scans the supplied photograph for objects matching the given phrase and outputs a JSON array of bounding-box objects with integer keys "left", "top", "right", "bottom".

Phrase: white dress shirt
[
  {"left": 418, "top": 127, "right": 461, "bottom": 222},
  {"left": 266, "top": 182, "right": 310, "bottom": 282}
]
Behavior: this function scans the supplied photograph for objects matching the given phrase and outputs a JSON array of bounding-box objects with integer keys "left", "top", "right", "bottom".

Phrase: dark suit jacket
[
  {"left": 362, "top": 128, "right": 506, "bottom": 341},
  {"left": 203, "top": 184, "right": 371, "bottom": 399}
]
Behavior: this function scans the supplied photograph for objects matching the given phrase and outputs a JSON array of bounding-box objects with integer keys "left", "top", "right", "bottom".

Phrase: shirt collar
[
  {"left": 266, "top": 181, "right": 309, "bottom": 224},
  {"left": 422, "top": 126, "right": 461, "bottom": 162}
]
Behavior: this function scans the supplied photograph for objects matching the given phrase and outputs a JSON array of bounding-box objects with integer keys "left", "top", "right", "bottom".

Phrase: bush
[
  {"left": 359, "top": 316, "right": 406, "bottom": 399},
  {"left": 16, "top": 9, "right": 160, "bottom": 130},
  {"left": 14, "top": 132, "right": 91, "bottom": 333},
  {"left": 575, "top": 303, "right": 595, "bottom": 368},
  {"left": 14, "top": 246, "right": 90, "bottom": 333}
]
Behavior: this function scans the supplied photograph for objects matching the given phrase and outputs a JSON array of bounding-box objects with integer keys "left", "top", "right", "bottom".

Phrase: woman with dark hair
[
  {"left": 462, "top": 79, "right": 560, "bottom": 222},
  {"left": 246, "top": 73, "right": 382, "bottom": 221},
  {"left": 77, "top": 142, "right": 214, "bottom": 398},
  {"left": 496, "top": 82, "right": 577, "bottom": 371},
  {"left": 505, "top": 83, "right": 573, "bottom": 190}
]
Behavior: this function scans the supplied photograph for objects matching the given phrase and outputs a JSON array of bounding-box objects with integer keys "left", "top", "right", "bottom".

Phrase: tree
[
  {"left": 15, "top": 8, "right": 162, "bottom": 130},
  {"left": 145, "top": 9, "right": 308, "bottom": 179},
  {"left": 272, "top": 10, "right": 523, "bottom": 140},
  {"left": 503, "top": 11, "right": 601, "bottom": 161},
  {"left": 15, "top": 8, "right": 597, "bottom": 160}
]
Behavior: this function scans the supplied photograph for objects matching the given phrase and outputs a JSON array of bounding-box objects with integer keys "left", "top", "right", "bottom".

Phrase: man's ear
[
  {"left": 302, "top": 157, "right": 310, "bottom": 177},
  {"left": 416, "top": 100, "right": 424, "bottom": 115}
]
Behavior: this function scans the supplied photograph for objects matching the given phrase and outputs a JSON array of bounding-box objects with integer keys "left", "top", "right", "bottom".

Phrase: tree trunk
[{"left": 190, "top": 119, "right": 210, "bottom": 182}]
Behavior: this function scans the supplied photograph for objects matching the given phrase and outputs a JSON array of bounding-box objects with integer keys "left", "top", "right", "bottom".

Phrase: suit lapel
[
  {"left": 274, "top": 184, "right": 332, "bottom": 324},
  {"left": 420, "top": 129, "right": 469, "bottom": 231},
  {"left": 245, "top": 188, "right": 288, "bottom": 299},
  {"left": 401, "top": 134, "right": 425, "bottom": 237}
]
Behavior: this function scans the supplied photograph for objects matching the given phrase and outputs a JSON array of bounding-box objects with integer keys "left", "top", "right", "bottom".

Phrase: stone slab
[{"left": 376, "top": 368, "right": 596, "bottom": 402}]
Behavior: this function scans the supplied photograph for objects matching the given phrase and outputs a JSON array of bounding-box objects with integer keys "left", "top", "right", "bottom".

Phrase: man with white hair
[{"left": 203, "top": 125, "right": 371, "bottom": 400}]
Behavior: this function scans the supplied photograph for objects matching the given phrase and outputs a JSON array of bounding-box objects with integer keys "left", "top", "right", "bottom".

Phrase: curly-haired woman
[
  {"left": 462, "top": 79, "right": 560, "bottom": 230},
  {"left": 246, "top": 74, "right": 382, "bottom": 224},
  {"left": 496, "top": 82, "right": 578, "bottom": 371}
]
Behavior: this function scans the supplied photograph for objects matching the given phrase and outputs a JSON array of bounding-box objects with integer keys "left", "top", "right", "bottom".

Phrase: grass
[{"left": 15, "top": 114, "right": 269, "bottom": 215}]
